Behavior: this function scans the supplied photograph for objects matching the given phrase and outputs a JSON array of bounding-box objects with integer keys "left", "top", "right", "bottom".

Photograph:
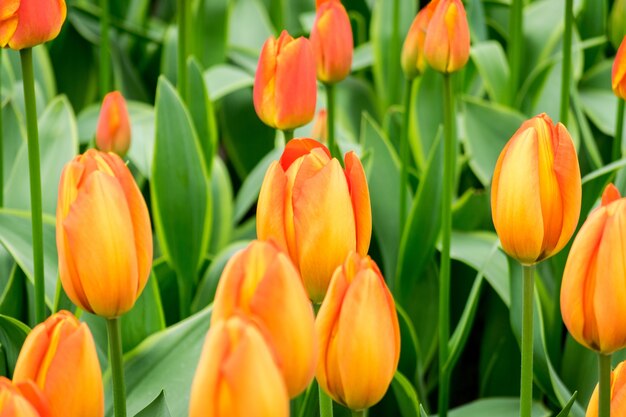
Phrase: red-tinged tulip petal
[
  {"left": 423, "top": 0, "right": 470, "bottom": 74},
  {"left": 15, "top": 381, "right": 51, "bottom": 417},
  {"left": 279, "top": 138, "right": 330, "bottom": 171},
  {"left": 613, "top": 36, "right": 626, "bottom": 100},
  {"left": 96, "top": 91, "right": 131, "bottom": 157},
  {"left": 0, "top": 1, "right": 19, "bottom": 20},
  {"left": 344, "top": 151, "right": 372, "bottom": 255},
  {"left": 257, "top": 162, "right": 289, "bottom": 251},
  {"left": 5, "top": 0, "right": 66, "bottom": 50},
  {"left": 603, "top": 183, "right": 622, "bottom": 206},
  {"left": 253, "top": 36, "right": 279, "bottom": 127},
  {"left": 310, "top": 0, "right": 353, "bottom": 83},
  {"left": 0, "top": 378, "right": 41, "bottom": 417}
]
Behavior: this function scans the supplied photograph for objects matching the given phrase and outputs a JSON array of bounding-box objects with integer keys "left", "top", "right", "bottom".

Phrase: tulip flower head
[
  {"left": 0, "top": 0, "right": 67, "bottom": 50},
  {"left": 257, "top": 138, "right": 372, "bottom": 302},
  {"left": 56, "top": 149, "right": 153, "bottom": 318},
  {"left": 401, "top": 0, "right": 439, "bottom": 78},
  {"left": 311, "top": 109, "right": 328, "bottom": 143},
  {"left": 0, "top": 377, "right": 47, "bottom": 417},
  {"left": 253, "top": 30, "right": 317, "bottom": 130},
  {"left": 491, "top": 113, "right": 581, "bottom": 265},
  {"left": 586, "top": 360, "right": 626, "bottom": 417},
  {"left": 310, "top": 0, "right": 353, "bottom": 83},
  {"left": 13, "top": 311, "right": 103, "bottom": 417},
  {"left": 423, "top": 0, "right": 470, "bottom": 74},
  {"left": 96, "top": 91, "right": 131, "bottom": 157},
  {"left": 316, "top": 252, "right": 400, "bottom": 410},
  {"left": 189, "top": 316, "right": 289, "bottom": 417},
  {"left": 561, "top": 184, "right": 626, "bottom": 354},
  {"left": 211, "top": 240, "right": 317, "bottom": 397},
  {"left": 613, "top": 36, "right": 626, "bottom": 100}
]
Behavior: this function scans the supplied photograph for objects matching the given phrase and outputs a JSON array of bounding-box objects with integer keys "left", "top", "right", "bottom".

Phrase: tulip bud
[
  {"left": 491, "top": 113, "right": 582, "bottom": 265},
  {"left": 586, "top": 360, "right": 626, "bottom": 417},
  {"left": 189, "top": 316, "right": 289, "bottom": 417},
  {"left": 56, "top": 149, "right": 153, "bottom": 318},
  {"left": 613, "top": 36, "right": 626, "bottom": 101},
  {"left": 253, "top": 30, "right": 317, "bottom": 130},
  {"left": 609, "top": 0, "right": 626, "bottom": 49},
  {"left": 311, "top": 109, "right": 328, "bottom": 143},
  {"left": 257, "top": 138, "right": 372, "bottom": 302},
  {"left": 211, "top": 240, "right": 316, "bottom": 397},
  {"left": 561, "top": 184, "right": 626, "bottom": 354},
  {"left": 12, "top": 311, "right": 103, "bottom": 417},
  {"left": 316, "top": 252, "right": 400, "bottom": 410},
  {"left": 96, "top": 91, "right": 131, "bottom": 157},
  {"left": 423, "top": 0, "right": 470, "bottom": 74},
  {"left": 401, "top": 0, "right": 439, "bottom": 79},
  {"left": 0, "top": 0, "right": 66, "bottom": 50},
  {"left": 310, "top": 0, "right": 353, "bottom": 83},
  {"left": 0, "top": 377, "right": 47, "bottom": 417}
]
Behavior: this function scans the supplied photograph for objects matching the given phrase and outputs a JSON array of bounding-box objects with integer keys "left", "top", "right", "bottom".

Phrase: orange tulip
[
  {"left": 257, "top": 138, "right": 372, "bottom": 302},
  {"left": 96, "top": 91, "right": 131, "bottom": 157},
  {"left": 253, "top": 30, "right": 317, "bottom": 130},
  {"left": 491, "top": 113, "right": 581, "bottom": 265},
  {"left": 423, "top": 0, "right": 470, "bottom": 74},
  {"left": 561, "top": 184, "right": 626, "bottom": 354},
  {"left": 401, "top": 0, "right": 439, "bottom": 78},
  {"left": 586, "top": 360, "right": 626, "bottom": 416},
  {"left": 211, "top": 240, "right": 316, "bottom": 397},
  {"left": 310, "top": 0, "right": 353, "bottom": 83},
  {"left": 316, "top": 252, "right": 400, "bottom": 410},
  {"left": 311, "top": 109, "right": 327, "bottom": 143},
  {"left": 56, "top": 149, "right": 153, "bottom": 318},
  {"left": 0, "top": 0, "right": 66, "bottom": 50},
  {"left": 613, "top": 36, "right": 626, "bottom": 100},
  {"left": 0, "top": 377, "right": 47, "bottom": 417},
  {"left": 13, "top": 311, "right": 103, "bottom": 417},
  {"left": 189, "top": 316, "right": 289, "bottom": 417}
]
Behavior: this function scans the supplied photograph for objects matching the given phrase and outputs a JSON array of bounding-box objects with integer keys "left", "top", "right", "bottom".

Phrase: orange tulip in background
[
  {"left": 311, "top": 109, "right": 328, "bottom": 143},
  {"left": 12, "top": 311, "right": 103, "bottom": 417},
  {"left": 613, "top": 36, "right": 626, "bottom": 100},
  {"left": 0, "top": 377, "right": 47, "bottom": 417},
  {"left": 401, "top": 0, "right": 439, "bottom": 78},
  {"left": 56, "top": 149, "right": 153, "bottom": 318},
  {"left": 189, "top": 316, "right": 289, "bottom": 417},
  {"left": 561, "top": 184, "right": 626, "bottom": 354},
  {"left": 0, "top": 0, "right": 66, "bottom": 50},
  {"left": 310, "top": 0, "right": 353, "bottom": 83},
  {"left": 316, "top": 252, "right": 400, "bottom": 410},
  {"left": 211, "top": 240, "right": 316, "bottom": 398},
  {"left": 491, "top": 113, "right": 582, "bottom": 265},
  {"left": 586, "top": 359, "right": 626, "bottom": 416},
  {"left": 423, "top": 0, "right": 470, "bottom": 74},
  {"left": 253, "top": 30, "right": 317, "bottom": 130},
  {"left": 257, "top": 138, "right": 372, "bottom": 303},
  {"left": 96, "top": 91, "right": 132, "bottom": 157}
]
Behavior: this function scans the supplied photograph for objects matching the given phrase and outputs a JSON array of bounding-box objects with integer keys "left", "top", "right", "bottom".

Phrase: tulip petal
[
  {"left": 253, "top": 36, "right": 278, "bottom": 128},
  {"left": 446, "top": 0, "right": 470, "bottom": 72},
  {"left": 344, "top": 151, "right": 372, "bottom": 255},
  {"left": 602, "top": 183, "right": 622, "bottom": 206},
  {"left": 8, "top": 0, "right": 66, "bottom": 50},
  {"left": 257, "top": 161, "right": 289, "bottom": 252},
  {"left": 279, "top": 138, "right": 330, "bottom": 171},
  {"left": 311, "top": 1, "right": 353, "bottom": 83},
  {"left": 613, "top": 37, "right": 626, "bottom": 99}
]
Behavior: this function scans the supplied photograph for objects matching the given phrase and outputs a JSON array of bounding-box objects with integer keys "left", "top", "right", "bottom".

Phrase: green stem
[
  {"left": 598, "top": 353, "right": 612, "bottom": 417},
  {"left": 20, "top": 49, "right": 45, "bottom": 324},
  {"left": 100, "top": 0, "right": 111, "bottom": 97},
  {"left": 107, "top": 318, "right": 127, "bottom": 417},
  {"left": 508, "top": 0, "right": 523, "bottom": 106},
  {"left": 326, "top": 83, "right": 341, "bottom": 160},
  {"left": 438, "top": 73, "right": 455, "bottom": 417},
  {"left": 390, "top": 0, "right": 400, "bottom": 105},
  {"left": 399, "top": 78, "right": 414, "bottom": 228},
  {"left": 351, "top": 410, "right": 366, "bottom": 417},
  {"left": 178, "top": 277, "right": 191, "bottom": 320},
  {"left": 319, "top": 386, "right": 334, "bottom": 417},
  {"left": 520, "top": 263, "right": 535, "bottom": 417},
  {"left": 613, "top": 98, "right": 625, "bottom": 161},
  {"left": 0, "top": 49, "right": 3, "bottom": 207},
  {"left": 177, "top": 0, "right": 189, "bottom": 99},
  {"left": 283, "top": 129, "right": 294, "bottom": 143},
  {"left": 559, "top": 0, "right": 573, "bottom": 125}
]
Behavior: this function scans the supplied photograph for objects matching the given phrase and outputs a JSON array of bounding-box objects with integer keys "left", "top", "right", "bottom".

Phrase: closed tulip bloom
[
  {"left": 56, "top": 149, "right": 153, "bottom": 318},
  {"left": 311, "top": 109, "right": 327, "bottom": 143},
  {"left": 423, "top": 0, "right": 470, "bottom": 74},
  {"left": 96, "top": 91, "right": 131, "bottom": 157},
  {"left": 310, "top": 0, "right": 353, "bottom": 83},
  {"left": 401, "top": 0, "right": 439, "bottom": 78},
  {"left": 189, "top": 317, "right": 289, "bottom": 417},
  {"left": 253, "top": 30, "right": 317, "bottom": 130},
  {"left": 211, "top": 240, "right": 316, "bottom": 397},
  {"left": 316, "top": 252, "right": 400, "bottom": 410},
  {"left": 0, "top": 0, "right": 66, "bottom": 50},
  {"left": 491, "top": 113, "right": 581, "bottom": 265},
  {"left": 257, "top": 138, "right": 372, "bottom": 302},
  {"left": 13, "top": 311, "right": 103, "bottom": 417},
  {"left": 0, "top": 378, "right": 46, "bottom": 417},
  {"left": 586, "top": 360, "right": 626, "bottom": 416},
  {"left": 561, "top": 184, "right": 626, "bottom": 354},
  {"left": 613, "top": 36, "right": 626, "bottom": 100}
]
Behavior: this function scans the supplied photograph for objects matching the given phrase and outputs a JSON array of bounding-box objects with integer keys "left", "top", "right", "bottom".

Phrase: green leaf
[
  {"left": 580, "top": 158, "right": 626, "bottom": 220},
  {"left": 121, "top": 278, "right": 166, "bottom": 352},
  {"left": 133, "top": 391, "right": 172, "bottom": 417},
  {"left": 0, "top": 264, "right": 26, "bottom": 319},
  {"left": 293, "top": 381, "right": 319, "bottom": 417},
  {"left": 470, "top": 41, "right": 510, "bottom": 104},
  {"left": 409, "top": 69, "right": 443, "bottom": 171},
  {"left": 203, "top": 64, "right": 254, "bottom": 102},
  {"left": 555, "top": 391, "right": 578, "bottom": 417},
  {"left": 187, "top": 58, "right": 218, "bottom": 168},
  {"left": 446, "top": 398, "right": 550, "bottom": 417},
  {"left": 1, "top": 100, "right": 26, "bottom": 182},
  {"left": 396, "top": 304, "right": 419, "bottom": 379},
  {"left": 151, "top": 77, "right": 212, "bottom": 283},
  {"left": 208, "top": 157, "right": 234, "bottom": 256},
  {"left": 0, "top": 314, "right": 29, "bottom": 377},
  {"left": 229, "top": 0, "right": 274, "bottom": 52},
  {"left": 391, "top": 371, "right": 421, "bottom": 417},
  {"left": 191, "top": 0, "right": 231, "bottom": 68}
]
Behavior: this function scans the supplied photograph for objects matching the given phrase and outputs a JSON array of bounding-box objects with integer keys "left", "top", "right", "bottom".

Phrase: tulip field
[{"left": 2, "top": 0, "right": 626, "bottom": 416}]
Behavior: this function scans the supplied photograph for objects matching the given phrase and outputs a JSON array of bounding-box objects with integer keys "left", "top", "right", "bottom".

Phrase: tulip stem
[
  {"left": 508, "top": 0, "right": 523, "bottom": 106},
  {"left": 107, "top": 318, "right": 127, "bottom": 417},
  {"left": 399, "top": 78, "right": 414, "bottom": 228},
  {"left": 319, "top": 386, "right": 334, "bottom": 417},
  {"left": 598, "top": 353, "right": 611, "bottom": 417},
  {"left": 559, "top": 0, "right": 573, "bottom": 125},
  {"left": 20, "top": 48, "right": 45, "bottom": 324},
  {"left": 351, "top": 410, "right": 366, "bottom": 417},
  {"left": 438, "top": 72, "right": 455, "bottom": 417},
  {"left": 520, "top": 263, "right": 535, "bottom": 417},
  {"left": 326, "top": 83, "right": 341, "bottom": 160},
  {"left": 613, "top": 98, "right": 625, "bottom": 161},
  {"left": 177, "top": 0, "right": 189, "bottom": 100},
  {"left": 283, "top": 129, "right": 294, "bottom": 143},
  {"left": 100, "top": 0, "right": 111, "bottom": 97}
]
